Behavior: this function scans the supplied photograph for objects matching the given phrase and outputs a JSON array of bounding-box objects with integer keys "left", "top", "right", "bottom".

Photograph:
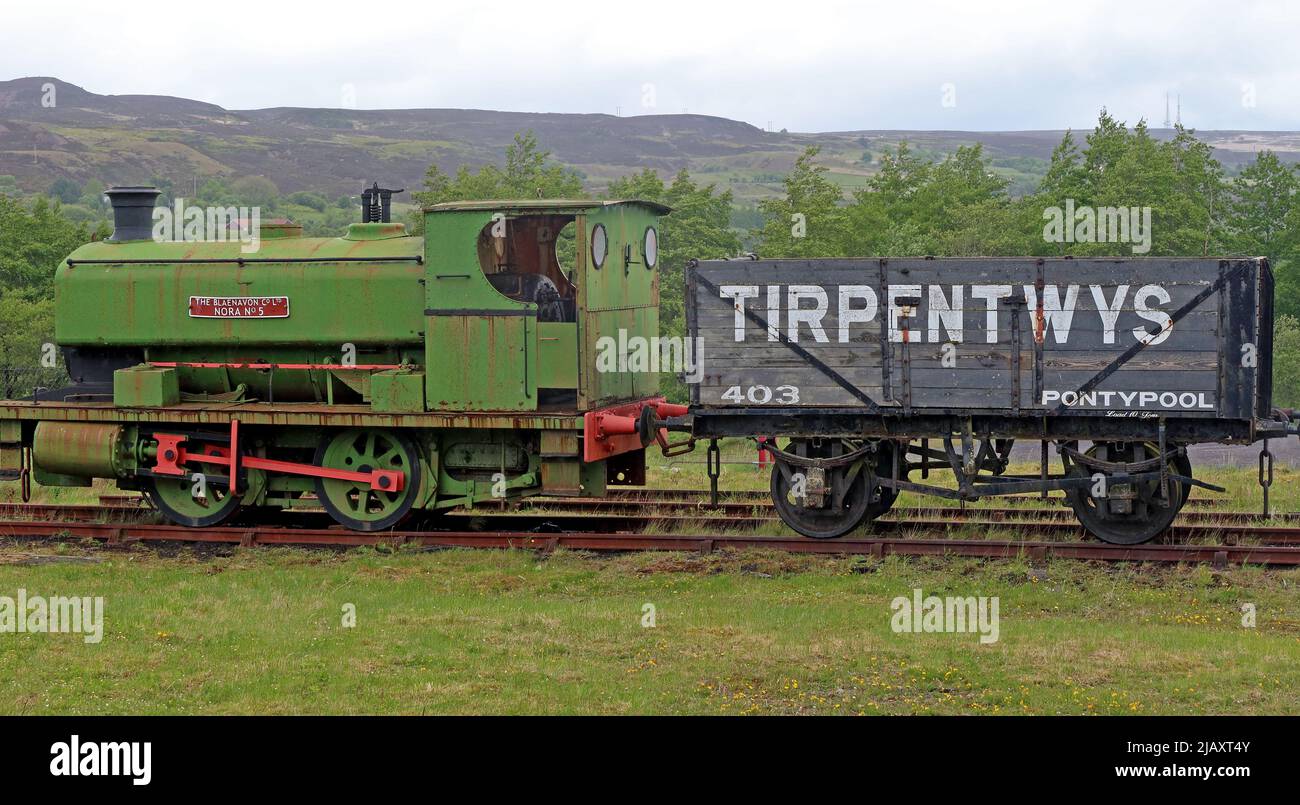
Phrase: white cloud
[{"left": 1, "top": 0, "right": 1297, "bottom": 130}]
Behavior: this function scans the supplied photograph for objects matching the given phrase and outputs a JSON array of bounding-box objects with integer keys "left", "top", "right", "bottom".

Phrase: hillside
[{"left": 3, "top": 77, "right": 1300, "bottom": 205}]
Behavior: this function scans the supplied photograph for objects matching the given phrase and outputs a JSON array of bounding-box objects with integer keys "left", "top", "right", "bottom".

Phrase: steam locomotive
[{"left": 0, "top": 185, "right": 678, "bottom": 530}]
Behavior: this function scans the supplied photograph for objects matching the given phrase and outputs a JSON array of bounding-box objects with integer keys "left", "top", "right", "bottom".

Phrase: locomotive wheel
[
  {"left": 1065, "top": 442, "right": 1184, "bottom": 545},
  {"left": 770, "top": 439, "right": 873, "bottom": 539},
  {"left": 314, "top": 429, "right": 423, "bottom": 532},
  {"left": 146, "top": 472, "right": 242, "bottom": 528}
]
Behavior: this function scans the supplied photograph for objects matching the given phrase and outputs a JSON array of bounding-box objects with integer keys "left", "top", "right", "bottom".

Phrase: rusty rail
[
  {"left": 0, "top": 519, "right": 1297, "bottom": 566},
  {"left": 2, "top": 500, "right": 1299, "bottom": 545}
]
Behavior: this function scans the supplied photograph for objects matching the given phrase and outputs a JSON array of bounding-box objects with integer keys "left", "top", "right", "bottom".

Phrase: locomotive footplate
[{"left": 0, "top": 401, "right": 586, "bottom": 432}]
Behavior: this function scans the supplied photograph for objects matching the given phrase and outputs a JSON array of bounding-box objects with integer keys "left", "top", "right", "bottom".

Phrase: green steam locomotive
[{"left": 0, "top": 185, "right": 684, "bottom": 529}]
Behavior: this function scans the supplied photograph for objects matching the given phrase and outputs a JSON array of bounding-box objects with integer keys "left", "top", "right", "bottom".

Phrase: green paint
[
  {"left": 0, "top": 421, "right": 21, "bottom": 473},
  {"left": 577, "top": 204, "right": 662, "bottom": 407},
  {"left": 370, "top": 370, "right": 425, "bottom": 412},
  {"left": 536, "top": 322, "right": 578, "bottom": 389},
  {"left": 57, "top": 234, "right": 425, "bottom": 349},
  {"left": 113, "top": 365, "right": 179, "bottom": 407}
]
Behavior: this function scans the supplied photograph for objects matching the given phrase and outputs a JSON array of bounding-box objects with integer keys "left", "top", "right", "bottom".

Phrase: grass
[
  {"left": 1, "top": 442, "right": 1298, "bottom": 715},
  {"left": 1, "top": 545, "right": 1297, "bottom": 714}
]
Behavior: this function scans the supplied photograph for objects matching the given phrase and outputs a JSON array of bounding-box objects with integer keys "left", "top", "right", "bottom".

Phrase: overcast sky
[{"left": 3, "top": 0, "right": 1298, "bottom": 132}]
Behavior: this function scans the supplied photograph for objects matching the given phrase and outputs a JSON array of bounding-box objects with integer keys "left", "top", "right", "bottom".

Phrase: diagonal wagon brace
[{"left": 1048, "top": 261, "right": 1250, "bottom": 416}]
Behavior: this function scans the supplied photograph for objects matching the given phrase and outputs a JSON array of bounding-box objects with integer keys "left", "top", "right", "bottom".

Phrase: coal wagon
[{"left": 684, "top": 256, "right": 1293, "bottom": 543}]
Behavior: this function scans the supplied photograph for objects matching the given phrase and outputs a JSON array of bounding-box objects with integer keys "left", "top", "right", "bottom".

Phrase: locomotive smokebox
[{"left": 105, "top": 185, "right": 161, "bottom": 242}]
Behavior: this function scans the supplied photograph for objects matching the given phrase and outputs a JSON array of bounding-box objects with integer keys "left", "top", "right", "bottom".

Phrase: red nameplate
[{"left": 188, "top": 296, "right": 289, "bottom": 318}]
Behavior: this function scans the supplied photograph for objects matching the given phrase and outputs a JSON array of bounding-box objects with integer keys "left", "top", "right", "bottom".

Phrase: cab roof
[{"left": 422, "top": 198, "right": 671, "bottom": 215}]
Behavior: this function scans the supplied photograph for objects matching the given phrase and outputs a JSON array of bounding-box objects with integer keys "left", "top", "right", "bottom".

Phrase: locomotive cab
[
  {"left": 476, "top": 213, "right": 578, "bottom": 323},
  {"left": 422, "top": 199, "right": 668, "bottom": 413}
]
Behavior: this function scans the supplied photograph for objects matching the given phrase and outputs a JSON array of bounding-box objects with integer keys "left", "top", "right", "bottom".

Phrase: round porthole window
[
  {"left": 591, "top": 224, "right": 608, "bottom": 269},
  {"left": 644, "top": 227, "right": 658, "bottom": 269}
]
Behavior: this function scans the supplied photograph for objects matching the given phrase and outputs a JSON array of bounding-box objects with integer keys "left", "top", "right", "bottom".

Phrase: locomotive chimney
[{"left": 105, "top": 186, "right": 161, "bottom": 242}]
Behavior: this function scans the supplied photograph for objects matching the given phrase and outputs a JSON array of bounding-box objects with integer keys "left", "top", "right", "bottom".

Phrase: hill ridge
[{"left": 2, "top": 76, "right": 1298, "bottom": 202}]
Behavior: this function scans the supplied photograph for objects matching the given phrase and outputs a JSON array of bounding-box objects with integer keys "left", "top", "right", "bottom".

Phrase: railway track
[
  {"left": 422, "top": 488, "right": 1256, "bottom": 512},
  {"left": 95, "top": 489, "right": 1255, "bottom": 509},
  {"left": 70, "top": 491, "right": 1297, "bottom": 523},
  {"left": 4, "top": 504, "right": 1298, "bottom": 545},
  {"left": 4, "top": 484, "right": 1300, "bottom": 563},
  {"left": 563, "top": 487, "right": 1253, "bottom": 509},
  {"left": 2, "top": 490, "right": 1294, "bottom": 543},
  {"left": 0, "top": 517, "right": 1297, "bottom": 567}
]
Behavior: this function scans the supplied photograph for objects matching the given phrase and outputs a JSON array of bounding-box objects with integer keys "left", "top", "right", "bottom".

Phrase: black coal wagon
[{"left": 683, "top": 256, "right": 1292, "bottom": 543}]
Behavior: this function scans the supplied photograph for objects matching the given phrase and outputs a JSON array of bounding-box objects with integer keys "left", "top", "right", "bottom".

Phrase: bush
[
  {"left": 286, "top": 191, "right": 328, "bottom": 212},
  {"left": 1273, "top": 315, "right": 1300, "bottom": 409}
]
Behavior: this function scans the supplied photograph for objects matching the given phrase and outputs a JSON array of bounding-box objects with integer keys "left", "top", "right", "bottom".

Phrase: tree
[
  {"left": 867, "top": 141, "right": 932, "bottom": 215},
  {"left": 230, "top": 175, "right": 280, "bottom": 210},
  {"left": 1023, "top": 114, "right": 1232, "bottom": 257},
  {"left": 0, "top": 290, "right": 62, "bottom": 399},
  {"left": 286, "top": 191, "right": 329, "bottom": 212},
  {"left": 608, "top": 168, "right": 740, "bottom": 335},
  {"left": 0, "top": 195, "right": 104, "bottom": 295},
  {"left": 197, "top": 177, "right": 234, "bottom": 205},
  {"left": 78, "top": 178, "right": 108, "bottom": 216},
  {"left": 409, "top": 131, "right": 585, "bottom": 233},
  {"left": 1272, "top": 315, "right": 1300, "bottom": 409},
  {"left": 1038, "top": 131, "right": 1087, "bottom": 201},
  {"left": 0, "top": 196, "right": 98, "bottom": 396},
  {"left": 1228, "top": 150, "right": 1298, "bottom": 258},
  {"left": 1158, "top": 126, "right": 1228, "bottom": 255},
  {"left": 607, "top": 168, "right": 741, "bottom": 403},
  {"left": 48, "top": 178, "right": 81, "bottom": 204},
  {"left": 756, "top": 147, "right": 849, "bottom": 257},
  {"left": 855, "top": 143, "right": 1016, "bottom": 255}
]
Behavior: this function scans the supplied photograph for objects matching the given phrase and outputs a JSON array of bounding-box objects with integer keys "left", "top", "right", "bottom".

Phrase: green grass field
[{"left": 2, "top": 450, "right": 1298, "bottom": 715}]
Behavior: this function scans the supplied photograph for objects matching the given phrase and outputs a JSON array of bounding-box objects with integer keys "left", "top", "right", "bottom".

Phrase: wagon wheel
[
  {"left": 146, "top": 464, "right": 242, "bottom": 528},
  {"left": 313, "top": 429, "right": 423, "bottom": 532},
  {"left": 1065, "top": 442, "right": 1184, "bottom": 545},
  {"left": 864, "top": 440, "right": 903, "bottom": 521},
  {"left": 1173, "top": 450, "right": 1193, "bottom": 509},
  {"left": 769, "top": 439, "right": 873, "bottom": 539}
]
